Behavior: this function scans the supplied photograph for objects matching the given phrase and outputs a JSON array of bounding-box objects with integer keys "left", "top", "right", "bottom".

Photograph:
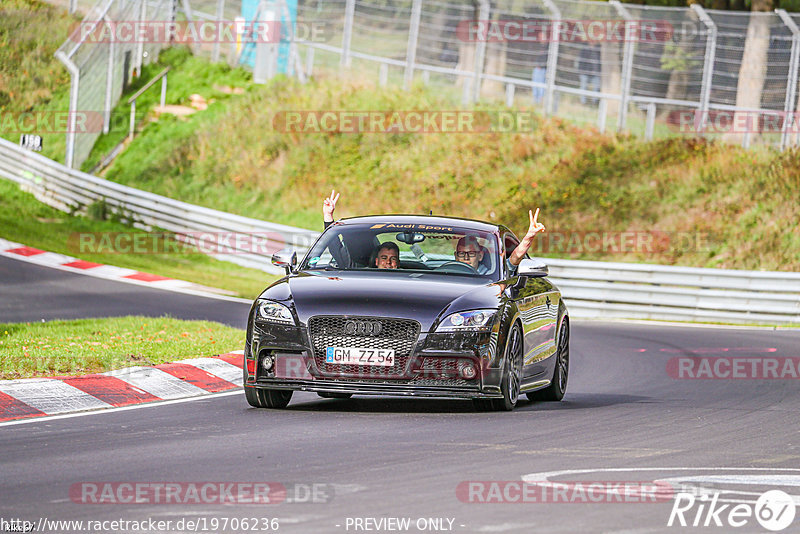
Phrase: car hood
[{"left": 263, "top": 270, "right": 505, "bottom": 332}]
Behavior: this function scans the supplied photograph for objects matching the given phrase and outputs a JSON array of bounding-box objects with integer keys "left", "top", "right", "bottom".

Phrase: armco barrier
[
  {"left": 1, "top": 138, "right": 798, "bottom": 324},
  {"left": 545, "top": 258, "right": 800, "bottom": 324},
  {"left": 0, "top": 138, "right": 318, "bottom": 274}
]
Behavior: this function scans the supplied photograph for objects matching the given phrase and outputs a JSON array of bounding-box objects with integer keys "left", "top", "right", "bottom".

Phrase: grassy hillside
[
  {"left": 0, "top": 0, "right": 77, "bottom": 162},
  {"left": 0, "top": 179, "right": 276, "bottom": 299},
  {"left": 2, "top": 0, "right": 797, "bottom": 273},
  {"left": 99, "top": 74, "right": 799, "bottom": 272}
]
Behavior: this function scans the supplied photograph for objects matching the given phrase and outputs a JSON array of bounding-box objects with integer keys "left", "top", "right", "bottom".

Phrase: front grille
[{"left": 308, "top": 316, "right": 420, "bottom": 378}]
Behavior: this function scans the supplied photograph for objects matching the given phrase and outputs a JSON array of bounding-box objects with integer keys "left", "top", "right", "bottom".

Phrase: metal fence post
[
  {"left": 691, "top": 4, "right": 717, "bottom": 136},
  {"left": 471, "top": 0, "right": 490, "bottom": 103},
  {"left": 777, "top": 9, "right": 800, "bottom": 150},
  {"left": 379, "top": 62, "right": 388, "bottom": 86},
  {"left": 341, "top": 0, "right": 355, "bottom": 67},
  {"left": 55, "top": 51, "right": 79, "bottom": 169},
  {"left": 461, "top": 77, "right": 472, "bottom": 105},
  {"left": 306, "top": 47, "right": 315, "bottom": 78},
  {"left": 103, "top": 14, "right": 115, "bottom": 134},
  {"left": 160, "top": 74, "right": 167, "bottom": 107},
  {"left": 645, "top": 102, "right": 656, "bottom": 140},
  {"left": 181, "top": 0, "right": 194, "bottom": 21},
  {"left": 213, "top": 0, "right": 226, "bottom": 62},
  {"left": 69, "top": 0, "right": 76, "bottom": 14},
  {"left": 611, "top": 0, "right": 634, "bottom": 132},
  {"left": 598, "top": 98, "right": 607, "bottom": 132},
  {"left": 506, "top": 83, "right": 515, "bottom": 107},
  {"left": 129, "top": 99, "right": 136, "bottom": 141},
  {"left": 135, "top": 0, "right": 146, "bottom": 76},
  {"left": 542, "top": 0, "right": 561, "bottom": 116},
  {"left": 404, "top": 0, "right": 422, "bottom": 90}
]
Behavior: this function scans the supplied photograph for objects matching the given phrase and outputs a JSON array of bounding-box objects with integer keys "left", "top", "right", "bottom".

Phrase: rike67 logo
[{"left": 668, "top": 490, "right": 796, "bottom": 531}]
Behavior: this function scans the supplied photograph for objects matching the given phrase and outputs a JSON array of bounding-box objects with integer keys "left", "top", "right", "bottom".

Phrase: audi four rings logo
[{"left": 344, "top": 320, "right": 382, "bottom": 336}]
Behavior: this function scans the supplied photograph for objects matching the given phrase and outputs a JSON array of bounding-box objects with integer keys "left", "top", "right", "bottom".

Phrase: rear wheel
[
  {"left": 317, "top": 392, "right": 353, "bottom": 399},
  {"left": 489, "top": 322, "right": 523, "bottom": 411},
  {"left": 527, "top": 318, "right": 569, "bottom": 402}
]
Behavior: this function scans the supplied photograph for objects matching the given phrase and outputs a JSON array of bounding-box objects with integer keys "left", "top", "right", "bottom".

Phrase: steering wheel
[{"left": 434, "top": 261, "right": 478, "bottom": 274}]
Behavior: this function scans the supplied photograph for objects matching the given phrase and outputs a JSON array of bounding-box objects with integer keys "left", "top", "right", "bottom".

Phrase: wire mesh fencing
[
  {"left": 56, "top": 0, "right": 173, "bottom": 169},
  {"left": 53, "top": 0, "right": 800, "bottom": 166}
]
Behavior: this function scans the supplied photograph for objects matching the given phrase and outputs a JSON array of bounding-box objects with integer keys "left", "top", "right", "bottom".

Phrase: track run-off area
[{"left": 1, "top": 253, "right": 800, "bottom": 533}]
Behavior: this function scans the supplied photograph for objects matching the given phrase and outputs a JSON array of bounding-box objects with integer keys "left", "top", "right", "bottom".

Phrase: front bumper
[{"left": 246, "top": 323, "right": 504, "bottom": 399}]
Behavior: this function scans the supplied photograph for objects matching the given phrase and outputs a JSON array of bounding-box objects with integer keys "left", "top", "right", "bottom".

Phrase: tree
[{"left": 726, "top": 0, "right": 774, "bottom": 143}]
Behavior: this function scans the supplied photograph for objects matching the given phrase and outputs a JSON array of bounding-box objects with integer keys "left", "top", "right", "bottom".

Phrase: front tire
[
  {"left": 245, "top": 386, "right": 293, "bottom": 408},
  {"left": 527, "top": 318, "right": 569, "bottom": 402},
  {"left": 242, "top": 343, "right": 293, "bottom": 408},
  {"left": 490, "top": 322, "right": 523, "bottom": 411}
]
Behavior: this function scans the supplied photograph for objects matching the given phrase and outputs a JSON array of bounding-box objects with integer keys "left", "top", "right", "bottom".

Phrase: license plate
[{"left": 325, "top": 346, "right": 395, "bottom": 367}]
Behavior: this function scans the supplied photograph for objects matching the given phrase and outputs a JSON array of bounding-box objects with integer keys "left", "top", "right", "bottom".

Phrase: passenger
[
  {"left": 322, "top": 190, "right": 546, "bottom": 273},
  {"left": 454, "top": 209, "right": 546, "bottom": 273},
  {"left": 371, "top": 242, "right": 400, "bottom": 269},
  {"left": 508, "top": 208, "right": 546, "bottom": 267}
]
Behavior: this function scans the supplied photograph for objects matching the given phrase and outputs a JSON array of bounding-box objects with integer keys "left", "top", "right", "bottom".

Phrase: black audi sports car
[{"left": 243, "top": 215, "right": 569, "bottom": 411}]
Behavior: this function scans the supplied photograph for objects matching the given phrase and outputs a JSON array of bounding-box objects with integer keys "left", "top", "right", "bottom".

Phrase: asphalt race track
[
  {"left": 2, "top": 254, "right": 800, "bottom": 533},
  {"left": 0, "top": 255, "right": 249, "bottom": 327}
]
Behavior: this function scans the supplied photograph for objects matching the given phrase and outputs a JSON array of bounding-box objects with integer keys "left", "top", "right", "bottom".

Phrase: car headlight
[
  {"left": 255, "top": 300, "right": 295, "bottom": 324},
  {"left": 436, "top": 309, "right": 497, "bottom": 332}
]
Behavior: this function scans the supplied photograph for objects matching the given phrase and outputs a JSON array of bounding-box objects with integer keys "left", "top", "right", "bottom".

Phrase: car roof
[{"left": 336, "top": 214, "right": 500, "bottom": 234}]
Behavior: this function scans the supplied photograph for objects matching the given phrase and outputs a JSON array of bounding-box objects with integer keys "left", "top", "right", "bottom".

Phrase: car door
[{"left": 503, "top": 231, "right": 559, "bottom": 379}]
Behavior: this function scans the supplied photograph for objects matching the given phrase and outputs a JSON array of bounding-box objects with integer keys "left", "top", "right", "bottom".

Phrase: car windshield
[{"left": 300, "top": 222, "right": 500, "bottom": 279}]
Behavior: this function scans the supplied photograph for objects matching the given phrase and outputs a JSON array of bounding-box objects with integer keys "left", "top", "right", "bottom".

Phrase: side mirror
[
  {"left": 517, "top": 258, "right": 548, "bottom": 278},
  {"left": 272, "top": 250, "right": 297, "bottom": 275}
]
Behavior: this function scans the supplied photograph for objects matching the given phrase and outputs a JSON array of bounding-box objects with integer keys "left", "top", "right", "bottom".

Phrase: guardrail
[
  {"left": 0, "top": 137, "right": 318, "bottom": 275},
  {"left": 1, "top": 137, "right": 798, "bottom": 324},
  {"left": 545, "top": 258, "right": 800, "bottom": 324}
]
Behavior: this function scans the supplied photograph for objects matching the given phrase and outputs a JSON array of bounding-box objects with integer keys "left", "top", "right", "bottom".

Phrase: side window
[
  {"left": 503, "top": 232, "right": 521, "bottom": 278},
  {"left": 504, "top": 233, "right": 520, "bottom": 259}
]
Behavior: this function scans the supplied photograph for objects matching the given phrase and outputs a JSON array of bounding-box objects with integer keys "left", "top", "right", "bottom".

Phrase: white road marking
[
  {"left": 521, "top": 467, "right": 800, "bottom": 505},
  {"left": 0, "top": 389, "right": 242, "bottom": 427},
  {"left": 0, "top": 378, "right": 111, "bottom": 414},
  {"left": 178, "top": 357, "right": 242, "bottom": 384},
  {"left": 104, "top": 366, "right": 208, "bottom": 399}
]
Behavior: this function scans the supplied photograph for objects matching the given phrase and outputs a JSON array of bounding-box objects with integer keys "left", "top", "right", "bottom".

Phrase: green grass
[
  {"left": 0, "top": 178, "right": 278, "bottom": 299},
  {"left": 0, "top": 316, "right": 245, "bottom": 379},
  {"left": 94, "top": 73, "right": 800, "bottom": 272},
  {"left": 3, "top": 0, "right": 798, "bottom": 275},
  {"left": 0, "top": 0, "right": 78, "bottom": 163},
  {"left": 82, "top": 46, "right": 254, "bottom": 173}
]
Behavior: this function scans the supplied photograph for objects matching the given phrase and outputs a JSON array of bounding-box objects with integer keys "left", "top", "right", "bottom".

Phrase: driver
[
  {"left": 323, "top": 190, "right": 398, "bottom": 269},
  {"left": 454, "top": 236, "right": 487, "bottom": 273},
  {"left": 371, "top": 242, "right": 400, "bottom": 269},
  {"left": 322, "top": 190, "right": 546, "bottom": 273}
]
